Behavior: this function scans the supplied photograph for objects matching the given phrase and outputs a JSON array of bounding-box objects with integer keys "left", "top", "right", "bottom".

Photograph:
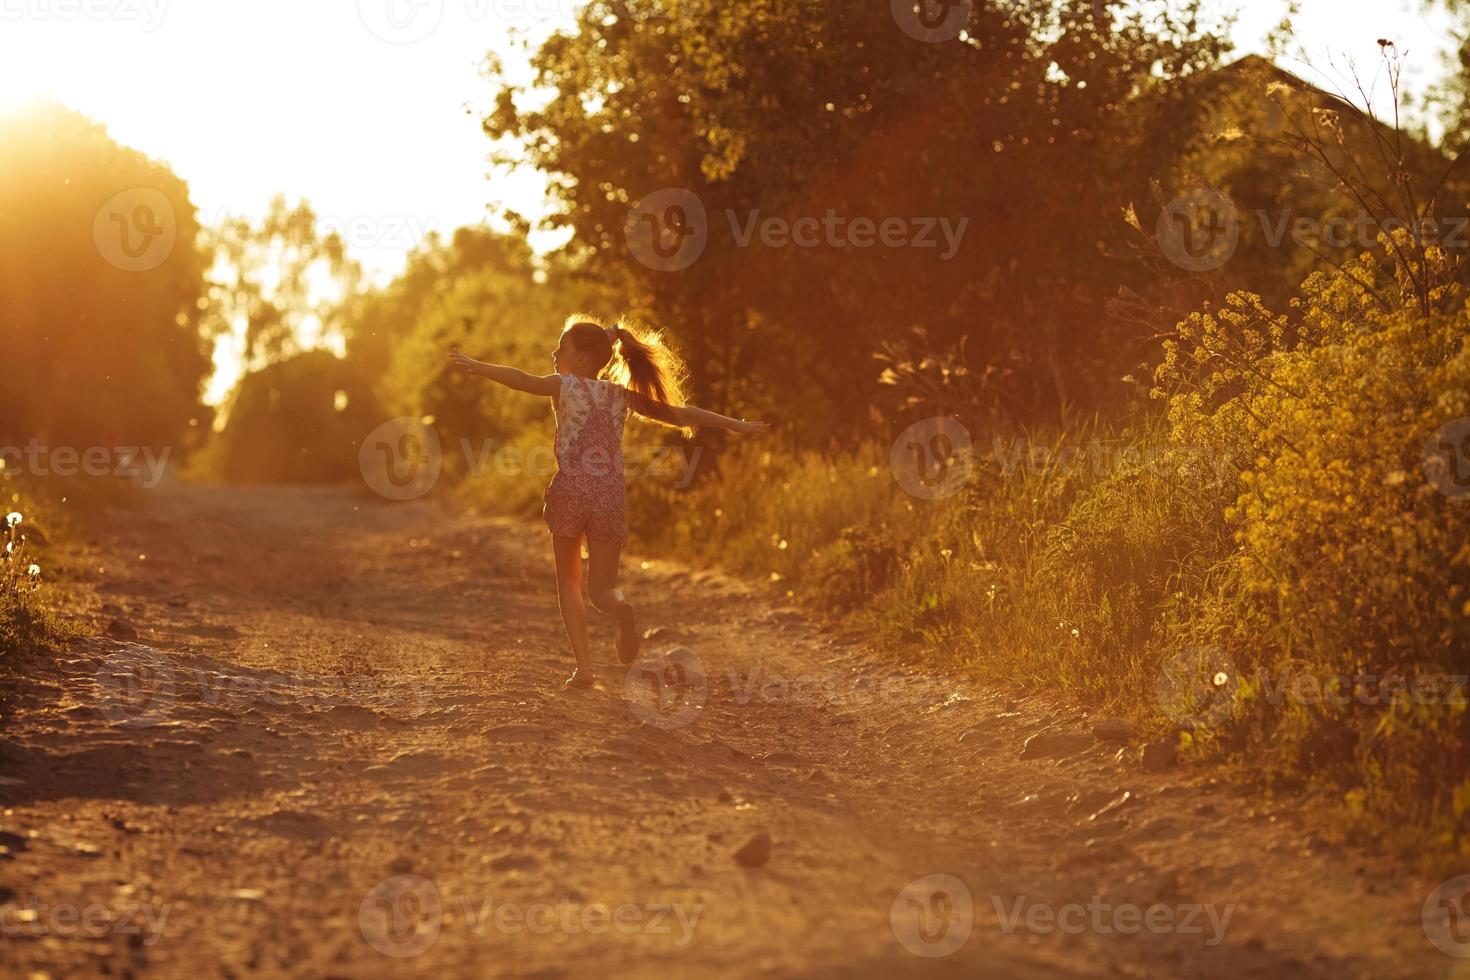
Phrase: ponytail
[
  {"left": 562, "top": 314, "right": 688, "bottom": 416},
  {"left": 608, "top": 318, "right": 686, "bottom": 408}
]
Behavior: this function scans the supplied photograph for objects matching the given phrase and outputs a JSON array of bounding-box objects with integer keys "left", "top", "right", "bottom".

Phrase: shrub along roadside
[
  {"left": 598, "top": 241, "right": 1470, "bottom": 871},
  {"left": 0, "top": 466, "right": 86, "bottom": 658}
]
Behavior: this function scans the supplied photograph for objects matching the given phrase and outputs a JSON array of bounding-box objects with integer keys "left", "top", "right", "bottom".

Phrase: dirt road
[{"left": 0, "top": 483, "right": 1453, "bottom": 977}]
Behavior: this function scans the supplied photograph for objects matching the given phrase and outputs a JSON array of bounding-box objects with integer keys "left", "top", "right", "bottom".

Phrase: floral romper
[{"left": 543, "top": 374, "right": 630, "bottom": 547}]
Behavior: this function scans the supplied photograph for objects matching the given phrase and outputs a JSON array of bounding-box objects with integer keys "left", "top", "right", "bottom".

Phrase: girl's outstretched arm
[
  {"left": 449, "top": 352, "right": 560, "bottom": 396},
  {"left": 628, "top": 391, "right": 770, "bottom": 434}
]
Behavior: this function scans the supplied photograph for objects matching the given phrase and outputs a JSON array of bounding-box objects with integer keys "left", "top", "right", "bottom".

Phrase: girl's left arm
[
  {"left": 627, "top": 390, "right": 769, "bottom": 434},
  {"left": 449, "top": 352, "right": 560, "bottom": 396}
]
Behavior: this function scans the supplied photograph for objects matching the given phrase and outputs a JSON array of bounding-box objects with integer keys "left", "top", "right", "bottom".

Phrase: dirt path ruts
[{"left": 0, "top": 483, "right": 1449, "bottom": 978}]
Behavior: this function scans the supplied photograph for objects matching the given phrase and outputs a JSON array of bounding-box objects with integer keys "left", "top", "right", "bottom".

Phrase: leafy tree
[
  {"left": 1423, "top": 0, "right": 1470, "bottom": 137},
  {"left": 198, "top": 349, "right": 383, "bottom": 484},
  {"left": 0, "top": 100, "right": 209, "bottom": 450},
  {"left": 484, "top": 0, "right": 1230, "bottom": 436},
  {"left": 366, "top": 227, "right": 609, "bottom": 467},
  {"left": 340, "top": 226, "right": 542, "bottom": 388},
  {"left": 203, "top": 227, "right": 608, "bottom": 486},
  {"left": 203, "top": 194, "right": 362, "bottom": 372}
]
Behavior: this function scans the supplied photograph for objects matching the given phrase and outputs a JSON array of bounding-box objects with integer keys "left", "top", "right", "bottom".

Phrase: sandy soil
[{"left": 0, "top": 483, "right": 1457, "bottom": 978}]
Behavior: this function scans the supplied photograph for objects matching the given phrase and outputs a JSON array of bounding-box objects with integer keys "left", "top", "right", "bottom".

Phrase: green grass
[
  {"left": 609, "top": 378, "right": 1466, "bottom": 873},
  {"left": 446, "top": 245, "right": 1470, "bottom": 873},
  {"left": 0, "top": 468, "right": 90, "bottom": 658}
]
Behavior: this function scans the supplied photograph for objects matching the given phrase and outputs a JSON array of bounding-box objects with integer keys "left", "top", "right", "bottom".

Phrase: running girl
[{"left": 449, "top": 316, "right": 769, "bottom": 689}]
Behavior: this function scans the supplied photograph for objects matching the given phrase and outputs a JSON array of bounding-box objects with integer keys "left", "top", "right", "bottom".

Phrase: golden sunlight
[{"left": 0, "top": 0, "right": 1467, "bottom": 977}]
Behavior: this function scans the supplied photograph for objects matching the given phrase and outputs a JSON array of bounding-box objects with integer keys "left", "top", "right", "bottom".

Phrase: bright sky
[
  {"left": 0, "top": 0, "right": 1458, "bottom": 402},
  {"left": 0, "top": 0, "right": 1455, "bottom": 280},
  {"left": 1230, "top": 0, "right": 1458, "bottom": 121},
  {"left": 0, "top": 0, "right": 578, "bottom": 283}
]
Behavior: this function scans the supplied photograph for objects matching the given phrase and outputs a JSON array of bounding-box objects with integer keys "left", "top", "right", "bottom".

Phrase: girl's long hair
[{"left": 563, "top": 313, "right": 688, "bottom": 411}]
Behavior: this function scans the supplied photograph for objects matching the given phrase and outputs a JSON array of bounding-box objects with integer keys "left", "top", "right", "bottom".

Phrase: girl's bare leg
[
  {"left": 586, "top": 536, "right": 638, "bottom": 664},
  {"left": 552, "top": 535, "right": 595, "bottom": 680}
]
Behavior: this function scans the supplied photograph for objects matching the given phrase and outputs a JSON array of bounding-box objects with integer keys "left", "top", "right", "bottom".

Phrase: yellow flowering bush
[{"left": 1156, "top": 235, "right": 1470, "bottom": 858}]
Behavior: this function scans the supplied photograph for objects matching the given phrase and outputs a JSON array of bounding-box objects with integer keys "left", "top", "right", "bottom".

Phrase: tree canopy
[
  {"left": 484, "top": 0, "right": 1233, "bottom": 434},
  {"left": 0, "top": 100, "right": 210, "bottom": 450}
]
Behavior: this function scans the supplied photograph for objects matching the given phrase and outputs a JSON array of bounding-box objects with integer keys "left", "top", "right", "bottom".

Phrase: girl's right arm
[{"left": 449, "top": 352, "right": 560, "bottom": 397}]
